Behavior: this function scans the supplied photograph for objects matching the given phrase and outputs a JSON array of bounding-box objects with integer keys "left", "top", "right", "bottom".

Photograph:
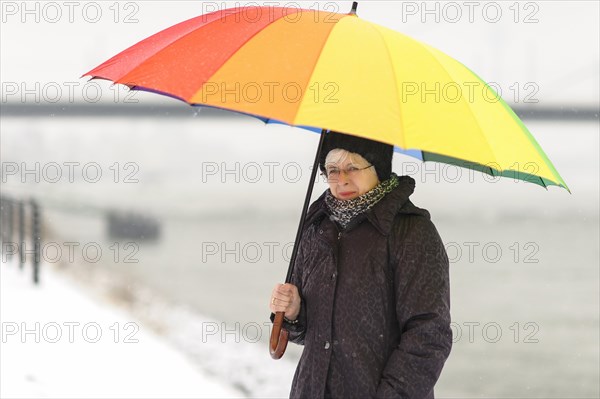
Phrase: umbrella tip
[{"left": 350, "top": 2, "right": 358, "bottom": 15}]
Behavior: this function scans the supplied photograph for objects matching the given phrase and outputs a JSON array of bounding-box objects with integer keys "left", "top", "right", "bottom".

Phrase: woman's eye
[{"left": 347, "top": 167, "right": 359, "bottom": 172}]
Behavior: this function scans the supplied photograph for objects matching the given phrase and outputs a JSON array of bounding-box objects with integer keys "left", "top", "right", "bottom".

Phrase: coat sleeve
[
  {"left": 376, "top": 215, "right": 452, "bottom": 399},
  {"left": 269, "top": 228, "right": 309, "bottom": 346}
]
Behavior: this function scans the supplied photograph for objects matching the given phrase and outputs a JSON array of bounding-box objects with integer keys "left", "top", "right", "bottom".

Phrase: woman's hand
[{"left": 270, "top": 283, "right": 301, "bottom": 320}]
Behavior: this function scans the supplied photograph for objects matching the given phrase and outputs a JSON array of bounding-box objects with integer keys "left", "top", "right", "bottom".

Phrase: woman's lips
[{"left": 338, "top": 191, "right": 355, "bottom": 197}]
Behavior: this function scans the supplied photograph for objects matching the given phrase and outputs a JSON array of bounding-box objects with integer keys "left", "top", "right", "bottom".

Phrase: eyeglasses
[{"left": 322, "top": 164, "right": 374, "bottom": 181}]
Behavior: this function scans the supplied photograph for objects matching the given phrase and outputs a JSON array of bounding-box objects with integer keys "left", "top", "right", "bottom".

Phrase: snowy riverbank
[{"left": 1, "top": 257, "right": 294, "bottom": 398}]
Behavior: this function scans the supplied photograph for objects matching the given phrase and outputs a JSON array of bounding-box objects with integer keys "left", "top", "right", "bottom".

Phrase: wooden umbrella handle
[{"left": 269, "top": 311, "right": 289, "bottom": 359}]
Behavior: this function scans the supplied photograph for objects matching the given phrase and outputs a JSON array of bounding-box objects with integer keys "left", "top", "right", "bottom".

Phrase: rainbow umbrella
[
  {"left": 82, "top": 2, "right": 569, "bottom": 358},
  {"left": 82, "top": 2, "right": 568, "bottom": 192}
]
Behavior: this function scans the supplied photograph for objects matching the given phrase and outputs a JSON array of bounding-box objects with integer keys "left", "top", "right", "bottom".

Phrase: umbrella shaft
[{"left": 285, "top": 129, "right": 327, "bottom": 283}]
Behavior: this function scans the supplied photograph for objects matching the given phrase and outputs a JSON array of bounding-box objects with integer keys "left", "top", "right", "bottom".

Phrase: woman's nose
[{"left": 337, "top": 170, "right": 350, "bottom": 184}]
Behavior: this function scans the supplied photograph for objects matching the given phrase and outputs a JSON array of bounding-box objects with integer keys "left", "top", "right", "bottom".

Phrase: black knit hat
[{"left": 318, "top": 131, "right": 394, "bottom": 181}]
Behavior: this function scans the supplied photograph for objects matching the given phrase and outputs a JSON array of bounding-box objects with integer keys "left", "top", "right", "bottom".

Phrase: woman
[{"left": 269, "top": 131, "right": 452, "bottom": 399}]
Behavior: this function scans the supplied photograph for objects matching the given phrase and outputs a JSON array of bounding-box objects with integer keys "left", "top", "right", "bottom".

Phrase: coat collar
[{"left": 305, "top": 175, "right": 429, "bottom": 236}]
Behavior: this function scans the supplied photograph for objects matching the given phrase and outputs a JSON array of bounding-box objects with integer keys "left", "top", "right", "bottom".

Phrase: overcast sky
[{"left": 1, "top": 0, "right": 598, "bottom": 106}]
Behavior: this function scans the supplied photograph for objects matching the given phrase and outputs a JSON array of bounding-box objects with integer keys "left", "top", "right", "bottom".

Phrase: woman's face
[{"left": 325, "top": 149, "right": 380, "bottom": 200}]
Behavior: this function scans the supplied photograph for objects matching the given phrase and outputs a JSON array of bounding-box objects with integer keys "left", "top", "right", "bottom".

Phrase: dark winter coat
[{"left": 271, "top": 175, "right": 452, "bottom": 399}]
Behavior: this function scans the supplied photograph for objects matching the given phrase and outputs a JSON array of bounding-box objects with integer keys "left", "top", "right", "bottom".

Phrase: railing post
[
  {"left": 0, "top": 197, "right": 6, "bottom": 243},
  {"left": 0, "top": 196, "right": 6, "bottom": 248},
  {"left": 7, "top": 198, "right": 14, "bottom": 260},
  {"left": 31, "top": 199, "right": 41, "bottom": 285},
  {"left": 19, "top": 201, "right": 25, "bottom": 269}
]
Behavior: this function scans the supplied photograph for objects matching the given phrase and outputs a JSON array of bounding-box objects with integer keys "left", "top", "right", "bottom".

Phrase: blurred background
[{"left": 1, "top": 1, "right": 598, "bottom": 398}]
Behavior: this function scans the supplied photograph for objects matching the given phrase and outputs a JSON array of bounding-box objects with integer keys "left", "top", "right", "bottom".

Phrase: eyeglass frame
[{"left": 321, "top": 163, "right": 375, "bottom": 181}]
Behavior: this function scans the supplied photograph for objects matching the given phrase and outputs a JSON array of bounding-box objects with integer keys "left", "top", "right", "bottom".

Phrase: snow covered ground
[
  {"left": 1, "top": 253, "right": 302, "bottom": 398},
  {"left": 0, "top": 258, "right": 247, "bottom": 398}
]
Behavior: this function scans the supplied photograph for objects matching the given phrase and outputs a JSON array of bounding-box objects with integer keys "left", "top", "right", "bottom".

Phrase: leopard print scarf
[{"left": 324, "top": 172, "right": 400, "bottom": 229}]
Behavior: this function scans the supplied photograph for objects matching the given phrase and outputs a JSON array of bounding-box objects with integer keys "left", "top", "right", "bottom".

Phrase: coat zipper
[
  {"left": 334, "top": 229, "right": 341, "bottom": 261},
  {"left": 335, "top": 222, "right": 342, "bottom": 241}
]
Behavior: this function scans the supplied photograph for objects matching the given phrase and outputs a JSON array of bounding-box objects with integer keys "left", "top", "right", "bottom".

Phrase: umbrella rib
[{"left": 367, "top": 23, "right": 406, "bottom": 149}]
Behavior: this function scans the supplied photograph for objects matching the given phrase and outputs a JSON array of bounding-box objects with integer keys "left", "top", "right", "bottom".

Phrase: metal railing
[{"left": 1, "top": 195, "right": 42, "bottom": 284}]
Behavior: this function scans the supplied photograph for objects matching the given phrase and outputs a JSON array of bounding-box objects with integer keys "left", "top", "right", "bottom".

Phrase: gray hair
[{"left": 324, "top": 148, "right": 368, "bottom": 168}]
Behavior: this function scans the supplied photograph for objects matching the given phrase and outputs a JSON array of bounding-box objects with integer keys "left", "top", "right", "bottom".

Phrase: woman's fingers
[
  {"left": 270, "top": 284, "right": 287, "bottom": 312},
  {"left": 273, "top": 285, "right": 294, "bottom": 301},
  {"left": 270, "top": 283, "right": 299, "bottom": 314},
  {"left": 277, "top": 284, "right": 294, "bottom": 296},
  {"left": 274, "top": 292, "right": 290, "bottom": 299},
  {"left": 272, "top": 294, "right": 292, "bottom": 307}
]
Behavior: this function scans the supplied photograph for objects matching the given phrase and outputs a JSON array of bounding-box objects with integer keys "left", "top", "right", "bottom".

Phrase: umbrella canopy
[
  {"left": 83, "top": 3, "right": 568, "bottom": 192},
  {"left": 83, "top": 2, "right": 571, "bottom": 359}
]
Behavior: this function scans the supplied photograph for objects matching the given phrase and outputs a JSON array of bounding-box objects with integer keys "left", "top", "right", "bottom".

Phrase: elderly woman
[{"left": 269, "top": 131, "right": 452, "bottom": 399}]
